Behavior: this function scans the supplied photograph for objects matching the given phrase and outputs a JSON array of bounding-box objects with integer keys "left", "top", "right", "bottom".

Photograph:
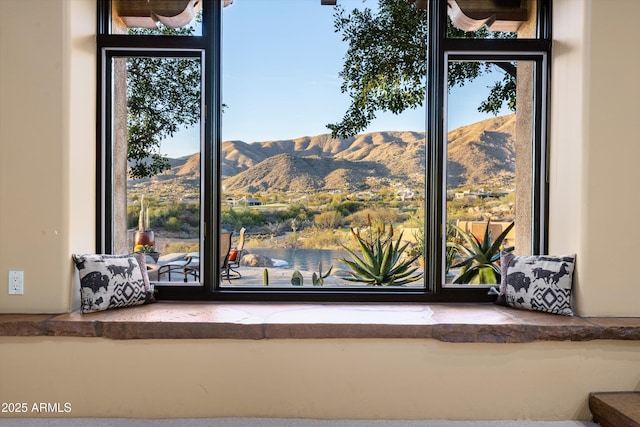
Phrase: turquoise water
[{"left": 248, "top": 248, "right": 349, "bottom": 272}]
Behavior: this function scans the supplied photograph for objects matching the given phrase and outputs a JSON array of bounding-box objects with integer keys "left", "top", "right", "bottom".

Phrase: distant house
[
  {"left": 237, "top": 196, "right": 261, "bottom": 206},
  {"left": 396, "top": 188, "right": 415, "bottom": 201}
]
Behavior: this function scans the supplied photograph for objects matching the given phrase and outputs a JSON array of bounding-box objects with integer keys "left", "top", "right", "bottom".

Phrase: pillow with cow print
[
  {"left": 72, "top": 253, "right": 152, "bottom": 314},
  {"left": 496, "top": 252, "right": 576, "bottom": 316}
]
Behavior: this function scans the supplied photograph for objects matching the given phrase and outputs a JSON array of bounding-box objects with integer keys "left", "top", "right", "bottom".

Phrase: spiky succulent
[
  {"left": 339, "top": 219, "right": 423, "bottom": 286},
  {"left": 312, "top": 261, "right": 333, "bottom": 286},
  {"left": 447, "top": 220, "right": 514, "bottom": 284}
]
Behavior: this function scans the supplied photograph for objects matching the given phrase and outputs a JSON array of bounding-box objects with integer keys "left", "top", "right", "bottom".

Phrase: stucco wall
[
  {"left": 0, "top": 337, "right": 639, "bottom": 420},
  {"left": 0, "top": 0, "right": 637, "bottom": 314},
  {"left": 548, "top": 0, "right": 640, "bottom": 316},
  {"left": 0, "top": 0, "right": 639, "bottom": 421},
  {"left": 0, "top": 0, "right": 95, "bottom": 314}
]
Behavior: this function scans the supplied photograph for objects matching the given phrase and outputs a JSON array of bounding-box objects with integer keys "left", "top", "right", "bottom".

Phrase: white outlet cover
[{"left": 8, "top": 270, "right": 24, "bottom": 295}]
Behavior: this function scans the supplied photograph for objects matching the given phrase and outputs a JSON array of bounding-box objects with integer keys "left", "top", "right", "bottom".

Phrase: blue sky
[{"left": 161, "top": 0, "right": 509, "bottom": 157}]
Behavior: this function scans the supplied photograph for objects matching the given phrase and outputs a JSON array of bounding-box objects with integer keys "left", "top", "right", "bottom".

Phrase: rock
[{"left": 240, "top": 253, "right": 274, "bottom": 268}]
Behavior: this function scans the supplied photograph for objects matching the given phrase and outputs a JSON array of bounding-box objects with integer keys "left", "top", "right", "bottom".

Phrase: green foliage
[
  {"left": 331, "top": 200, "right": 363, "bottom": 216},
  {"left": 126, "top": 56, "right": 201, "bottom": 179},
  {"left": 312, "top": 261, "right": 333, "bottom": 286},
  {"left": 478, "top": 67, "right": 517, "bottom": 114},
  {"left": 314, "top": 210, "right": 343, "bottom": 229},
  {"left": 151, "top": 202, "right": 200, "bottom": 229},
  {"left": 445, "top": 223, "right": 462, "bottom": 274},
  {"left": 408, "top": 224, "right": 425, "bottom": 261},
  {"left": 129, "top": 199, "right": 200, "bottom": 237},
  {"left": 284, "top": 232, "right": 302, "bottom": 248},
  {"left": 329, "top": 0, "right": 517, "bottom": 138},
  {"left": 134, "top": 244, "right": 155, "bottom": 254},
  {"left": 126, "top": 21, "right": 202, "bottom": 179},
  {"left": 221, "top": 207, "right": 267, "bottom": 230},
  {"left": 346, "top": 207, "right": 401, "bottom": 229},
  {"left": 329, "top": 0, "right": 427, "bottom": 138},
  {"left": 299, "top": 229, "right": 345, "bottom": 250},
  {"left": 163, "top": 242, "right": 200, "bottom": 255},
  {"left": 165, "top": 217, "right": 181, "bottom": 232},
  {"left": 291, "top": 270, "right": 304, "bottom": 286},
  {"left": 405, "top": 204, "right": 424, "bottom": 259},
  {"left": 339, "top": 217, "right": 423, "bottom": 286},
  {"left": 447, "top": 220, "right": 514, "bottom": 284},
  {"left": 279, "top": 201, "right": 309, "bottom": 222}
]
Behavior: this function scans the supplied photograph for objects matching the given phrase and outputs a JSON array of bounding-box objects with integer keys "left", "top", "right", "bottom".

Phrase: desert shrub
[
  {"left": 162, "top": 241, "right": 200, "bottom": 255},
  {"left": 346, "top": 207, "right": 401, "bottom": 228},
  {"left": 278, "top": 201, "right": 310, "bottom": 222},
  {"left": 283, "top": 232, "right": 302, "bottom": 248},
  {"left": 222, "top": 207, "right": 267, "bottom": 230},
  {"left": 300, "top": 228, "right": 347, "bottom": 249},
  {"left": 314, "top": 211, "right": 343, "bottom": 229},
  {"left": 264, "top": 221, "right": 286, "bottom": 236},
  {"left": 330, "top": 200, "right": 363, "bottom": 216},
  {"left": 165, "top": 217, "right": 181, "bottom": 231}
]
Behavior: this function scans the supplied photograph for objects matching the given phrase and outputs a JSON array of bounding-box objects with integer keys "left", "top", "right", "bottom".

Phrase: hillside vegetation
[{"left": 129, "top": 114, "right": 515, "bottom": 197}]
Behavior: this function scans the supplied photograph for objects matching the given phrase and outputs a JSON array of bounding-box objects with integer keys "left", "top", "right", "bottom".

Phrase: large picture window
[{"left": 97, "top": 0, "right": 551, "bottom": 302}]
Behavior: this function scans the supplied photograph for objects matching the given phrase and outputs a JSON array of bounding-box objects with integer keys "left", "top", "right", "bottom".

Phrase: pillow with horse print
[
  {"left": 72, "top": 254, "right": 151, "bottom": 313},
  {"left": 496, "top": 252, "right": 576, "bottom": 316}
]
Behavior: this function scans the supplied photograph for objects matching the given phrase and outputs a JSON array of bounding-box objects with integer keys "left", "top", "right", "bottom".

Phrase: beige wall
[
  {"left": 2, "top": 0, "right": 636, "bottom": 316},
  {"left": 0, "top": 0, "right": 94, "bottom": 314},
  {"left": 549, "top": 0, "right": 640, "bottom": 316},
  {"left": 0, "top": 0, "right": 639, "bottom": 421},
  {"left": 1, "top": 337, "right": 639, "bottom": 420}
]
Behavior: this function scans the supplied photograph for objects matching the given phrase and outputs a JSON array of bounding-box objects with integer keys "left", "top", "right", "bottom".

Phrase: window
[{"left": 97, "top": 0, "right": 551, "bottom": 302}]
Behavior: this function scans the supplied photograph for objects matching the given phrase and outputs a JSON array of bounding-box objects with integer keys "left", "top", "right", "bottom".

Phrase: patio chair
[
  {"left": 156, "top": 253, "right": 190, "bottom": 281},
  {"left": 181, "top": 252, "right": 200, "bottom": 282},
  {"left": 219, "top": 231, "right": 233, "bottom": 282},
  {"left": 183, "top": 232, "right": 237, "bottom": 282},
  {"left": 161, "top": 233, "right": 234, "bottom": 282},
  {"left": 226, "top": 227, "right": 245, "bottom": 279}
]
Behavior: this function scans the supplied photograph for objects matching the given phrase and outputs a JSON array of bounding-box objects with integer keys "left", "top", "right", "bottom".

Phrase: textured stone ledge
[{"left": 1, "top": 303, "right": 639, "bottom": 342}]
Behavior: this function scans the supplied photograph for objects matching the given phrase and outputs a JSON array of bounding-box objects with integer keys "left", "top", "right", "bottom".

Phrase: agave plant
[
  {"left": 447, "top": 220, "right": 514, "bottom": 284},
  {"left": 339, "top": 218, "right": 423, "bottom": 286},
  {"left": 312, "top": 261, "right": 333, "bottom": 286},
  {"left": 445, "top": 223, "right": 462, "bottom": 275}
]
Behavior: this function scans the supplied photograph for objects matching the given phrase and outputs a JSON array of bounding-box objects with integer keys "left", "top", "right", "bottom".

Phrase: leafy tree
[
  {"left": 126, "top": 22, "right": 201, "bottom": 179},
  {"left": 329, "top": 0, "right": 516, "bottom": 138}
]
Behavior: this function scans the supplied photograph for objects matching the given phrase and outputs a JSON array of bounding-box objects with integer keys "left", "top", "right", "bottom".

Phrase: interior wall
[
  {"left": 0, "top": 0, "right": 639, "bottom": 422},
  {"left": 0, "top": 0, "right": 637, "bottom": 316},
  {"left": 549, "top": 0, "right": 640, "bottom": 316},
  {"left": 0, "top": 0, "right": 93, "bottom": 314},
  {"left": 580, "top": 0, "right": 640, "bottom": 315},
  {"left": 67, "top": 0, "right": 97, "bottom": 311},
  {"left": 1, "top": 337, "right": 639, "bottom": 420}
]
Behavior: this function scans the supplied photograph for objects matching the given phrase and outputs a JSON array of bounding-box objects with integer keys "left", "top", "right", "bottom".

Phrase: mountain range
[{"left": 131, "top": 114, "right": 516, "bottom": 194}]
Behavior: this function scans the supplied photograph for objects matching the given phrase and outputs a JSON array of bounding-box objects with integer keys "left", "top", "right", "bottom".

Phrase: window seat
[{"left": 1, "top": 303, "right": 639, "bottom": 342}]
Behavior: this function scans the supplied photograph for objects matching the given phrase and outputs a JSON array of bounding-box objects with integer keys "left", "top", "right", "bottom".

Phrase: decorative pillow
[
  {"left": 131, "top": 252, "right": 156, "bottom": 304},
  {"left": 72, "top": 253, "right": 153, "bottom": 314},
  {"left": 496, "top": 252, "right": 576, "bottom": 316}
]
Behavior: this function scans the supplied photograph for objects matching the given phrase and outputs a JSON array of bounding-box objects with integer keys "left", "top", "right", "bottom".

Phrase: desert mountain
[
  {"left": 222, "top": 153, "right": 386, "bottom": 193},
  {"left": 130, "top": 114, "right": 515, "bottom": 195},
  {"left": 219, "top": 131, "right": 425, "bottom": 192},
  {"left": 446, "top": 114, "right": 515, "bottom": 188}
]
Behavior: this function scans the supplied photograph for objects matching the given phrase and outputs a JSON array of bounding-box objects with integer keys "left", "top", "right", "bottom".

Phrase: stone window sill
[{"left": 1, "top": 303, "right": 639, "bottom": 342}]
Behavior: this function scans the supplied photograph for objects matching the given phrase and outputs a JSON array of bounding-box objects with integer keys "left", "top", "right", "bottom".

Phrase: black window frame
[{"left": 97, "top": 0, "right": 551, "bottom": 303}]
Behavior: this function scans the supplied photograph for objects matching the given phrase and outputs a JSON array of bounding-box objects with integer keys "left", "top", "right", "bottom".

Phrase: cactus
[
  {"left": 312, "top": 261, "right": 333, "bottom": 286},
  {"left": 138, "top": 195, "right": 151, "bottom": 232},
  {"left": 263, "top": 268, "right": 269, "bottom": 286},
  {"left": 291, "top": 270, "right": 304, "bottom": 286}
]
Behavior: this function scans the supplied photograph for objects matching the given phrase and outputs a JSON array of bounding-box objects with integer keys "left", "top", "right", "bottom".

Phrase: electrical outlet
[{"left": 8, "top": 271, "right": 24, "bottom": 295}]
